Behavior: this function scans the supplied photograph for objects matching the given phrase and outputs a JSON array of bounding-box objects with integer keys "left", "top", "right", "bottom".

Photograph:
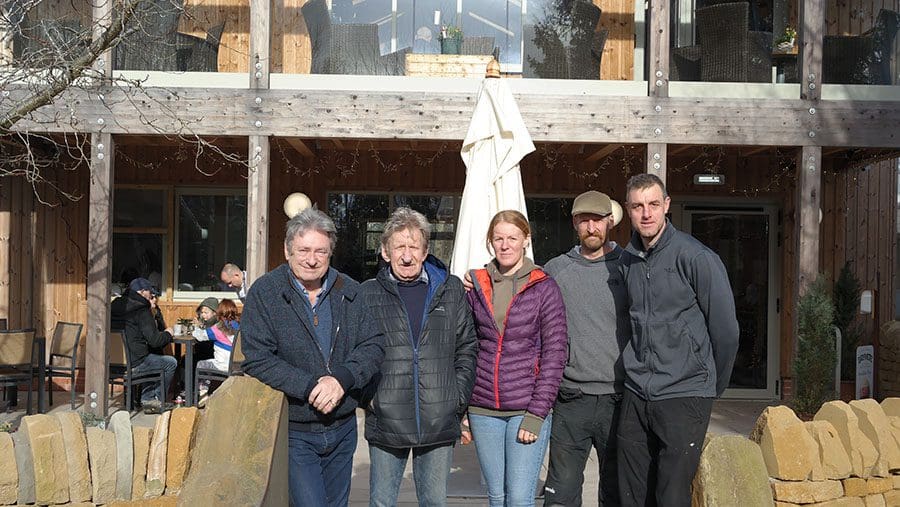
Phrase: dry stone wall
[
  {"left": 880, "top": 322, "right": 900, "bottom": 398},
  {"left": 0, "top": 376, "right": 287, "bottom": 506}
]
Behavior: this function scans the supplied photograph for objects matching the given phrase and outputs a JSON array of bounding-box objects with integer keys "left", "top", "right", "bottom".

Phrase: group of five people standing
[{"left": 241, "top": 172, "right": 740, "bottom": 507}]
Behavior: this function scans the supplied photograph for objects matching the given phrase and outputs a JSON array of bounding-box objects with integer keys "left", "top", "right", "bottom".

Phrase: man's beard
[{"left": 580, "top": 233, "right": 606, "bottom": 251}]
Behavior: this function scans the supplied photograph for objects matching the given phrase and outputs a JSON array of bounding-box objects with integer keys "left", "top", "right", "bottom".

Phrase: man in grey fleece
[
  {"left": 617, "top": 173, "right": 739, "bottom": 507},
  {"left": 543, "top": 190, "right": 629, "bottom": 506}
]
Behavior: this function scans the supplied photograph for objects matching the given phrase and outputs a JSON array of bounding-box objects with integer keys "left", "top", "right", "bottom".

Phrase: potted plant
[
  {"left": 792, "top": 276, "right": 837, "bottom": 417},
  {"left": 776, "top": 26, "right": 797, "bottom": 52},
  {"left": 175, "top": 318, "right": 193, "bottom": 336},
  {"left": 439, "top": 24, "right": 463, "bottom": 55}
]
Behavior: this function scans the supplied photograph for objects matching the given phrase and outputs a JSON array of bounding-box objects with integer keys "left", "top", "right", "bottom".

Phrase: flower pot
[
  {"left": 441, "top": 36, "right": 462, "bottom": 55},
  {"left": 840, "top": 380, "right": 856, "bottom": 401}
]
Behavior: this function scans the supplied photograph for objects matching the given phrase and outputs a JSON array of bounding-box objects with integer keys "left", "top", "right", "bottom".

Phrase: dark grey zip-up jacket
[
  {"left": 621, "top": 221, "right": 739, "bottom": 400},
  {"left": 241, "top": 264, "right": 385, "bottom": 430},
  {"left": 360, "top": 256, "right": 477, "bottom": 448}
]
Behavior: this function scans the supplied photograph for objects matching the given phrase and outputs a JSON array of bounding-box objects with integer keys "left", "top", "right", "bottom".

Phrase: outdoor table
[{"left": 173, "top": 335, "right": 196, "bottom": 407}]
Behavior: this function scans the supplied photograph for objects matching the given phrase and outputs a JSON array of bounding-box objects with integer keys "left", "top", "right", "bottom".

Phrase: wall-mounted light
[
  {"left": 283, "top": 192, "right": 312, "bottom": 218},
  {"left": 860, "top": 289, "right": 874, "bottom": 315},
  {"left": 693, "top": 174, "right": 725, "bottom": 185}
]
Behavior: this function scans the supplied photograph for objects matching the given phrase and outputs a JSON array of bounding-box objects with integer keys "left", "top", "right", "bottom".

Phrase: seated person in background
[
  {"left": 192, "top": 296, "right": 218, "bottom": 362},
  {"left": 193, "top": 298, "right": 240, "bottom": 373},
  {"left": 110, "top": 277, "right": 176, "bottom": 413},
  {"left": 220, "top": 263, "right": 248, "bottom": 302}
]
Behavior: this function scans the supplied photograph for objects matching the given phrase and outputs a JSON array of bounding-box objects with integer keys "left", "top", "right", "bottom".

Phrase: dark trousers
[
  {"left": 616, "top": 391, "right": 713, "bottom": 507},
  {"left": 544, "top": 389, "right": 621, "bottom": 506}
]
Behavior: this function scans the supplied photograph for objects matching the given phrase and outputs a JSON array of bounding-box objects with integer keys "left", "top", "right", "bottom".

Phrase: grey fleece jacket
[
  {"left": 543, "top": 244, "right": 629, "bottom": 395},
  {"left": 622, "top": 221, "right": 740, "bottom": 400}
]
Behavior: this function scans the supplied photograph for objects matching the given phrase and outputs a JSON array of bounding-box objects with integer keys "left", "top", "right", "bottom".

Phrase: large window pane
[
  {"left": 112, "top": 233, "right": 164, "bottom": 295},
  {"left": 114, "top": 188, "right": 166, "bottom": 228},
  {"left": 462, "top": 0, "right": 523, "bottom": 65},
  {"left": 177, "top": 193, "right": 247, "bottom": 292},
  {"left": 527, "top": 197, "right": 575, "bottom": 265},
  {"left": 332, "top": 0, "right": 395, "bottom": 55},
  {"left": 329, "top": 194, "right": 391, "bottom": 282}
]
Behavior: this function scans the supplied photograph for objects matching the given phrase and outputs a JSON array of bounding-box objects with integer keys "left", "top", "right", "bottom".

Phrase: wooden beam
[
  {"left": 669, "top": 144, "right": 694, "bottom": 156},
  {"left": 647, "top": 143, "right": 667, "bottom": 185},
  {"left": 6, "top": 87, "right": 900, "bottom": 148},
  {"left": 283, "top": 137, "right": 316, "bottom": 158},
  {"left": 332, "top": 139, "right": 345, "bottom": 150},
  {"left": 584, "top": 144, "right": 622, "bottom": 163},
  {"left": 799, "top": 0, "right": 824, "bottom": 101},
  {"left": 648, "top": 0, "right": 670, "bottom": 98},
  {"left": 249, "top": 0, "right": 271, "bottom": 90},
  {"left": 795, "top": 145, "right": 822, "bottom": 296},
  {"left": 741, "top": 146, "right": 771, "bottom": 156},
  {"left": 85, "top": 132, "right": 113, "bottom": 417},
  {"left": 247, "top": 136, "right": 270, "bottom": 285}
]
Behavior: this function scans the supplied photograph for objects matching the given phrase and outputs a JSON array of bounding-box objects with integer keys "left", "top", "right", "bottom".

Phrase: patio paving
[{"left": 1, "top": 394, "right": 775, "bottom": 506}]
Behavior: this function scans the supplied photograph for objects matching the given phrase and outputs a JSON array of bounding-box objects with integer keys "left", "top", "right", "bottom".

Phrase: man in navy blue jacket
[{"left": 241, "top": 207, "right": 385, "bottom": 507}]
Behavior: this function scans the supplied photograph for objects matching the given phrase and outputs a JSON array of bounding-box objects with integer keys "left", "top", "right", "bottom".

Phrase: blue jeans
[
  {"left": 132, "top": 353, "right": 177, "bottom": 403},
  {"left": 369, "top": 442, "right": 454, "bottom": 507},
  {"left": 469, "top": 413, "right": 553, "bottom": 507},
  {"left": 288, "top": 417, "right": 357, "bottom": 507}
]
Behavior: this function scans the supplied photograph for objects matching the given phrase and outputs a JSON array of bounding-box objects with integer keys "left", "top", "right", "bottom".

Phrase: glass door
[{"left": 679, "top": 204, "right": 780, "bottom": 399}]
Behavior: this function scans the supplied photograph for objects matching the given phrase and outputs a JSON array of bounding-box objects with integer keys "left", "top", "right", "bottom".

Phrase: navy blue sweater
[{"left": 241, "top": 264, "right": 385, "bottom": 428}]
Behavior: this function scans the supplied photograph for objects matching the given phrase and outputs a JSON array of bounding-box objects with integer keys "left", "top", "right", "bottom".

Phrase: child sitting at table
[{"left": 191, "top": 298, "right": 240, "bottom": 396}]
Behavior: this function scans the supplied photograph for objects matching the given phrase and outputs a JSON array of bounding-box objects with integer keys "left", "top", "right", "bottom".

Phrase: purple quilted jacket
[{"left": 466, "top": 267, "right": 568, "bottom": 419}]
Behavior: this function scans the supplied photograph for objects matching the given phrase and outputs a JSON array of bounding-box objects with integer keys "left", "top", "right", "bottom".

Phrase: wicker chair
[
  {"left": 461, "top": 36, "right": 497, "bottom": 57},
  {"left": 0, "top": 329, "right": 37, "bottom": 414},
  {"left": 823, "top": 9, "right": 900, "bottom": 85},
  {"left": 696, "top": 2, "right": 772, "bottom": 82},
  {"left": 671, "top": 45, "right": 702, "bottom": 81},
  {"left": 113, "top": 0, "right": 182, "bottom": 71},
  {"left": 176, "top": 23, "right": 225, "bottom": 72},
  {"left": 524, "top": 1, "right": 608, "bottom": 79},
  {"left": 302, "top": 0, "right": 408, "bottom": 76}
]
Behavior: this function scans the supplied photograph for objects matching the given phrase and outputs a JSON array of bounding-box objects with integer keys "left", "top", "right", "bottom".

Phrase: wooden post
[
  {"left": 82, "top": 0, "right": 115, "bottom": 417},
  {"left": 792, "top": 146, "right": 822, "bottom": 370},
  {"left": 647, "top": 143, "right": 667, "bottom": 185},
  {"left": 246, "top": 0, "right": 271, "bottom": 285},
  {"left": 799, "top": 0, "right": 824, "bottom": 101},
  {"left": 648, "top": 0, "right": 670, "bottom": 98},
  {"left": 85, "top": 133, "right": 113, "bottom": 416}
]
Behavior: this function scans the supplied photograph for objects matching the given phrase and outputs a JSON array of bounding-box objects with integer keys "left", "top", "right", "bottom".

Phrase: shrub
[
  {"left": 833, "top": 262, "right": 862, "bottom": 381},
  {"left": 793, "top": 277, "right": 837, "bottom": 416}
]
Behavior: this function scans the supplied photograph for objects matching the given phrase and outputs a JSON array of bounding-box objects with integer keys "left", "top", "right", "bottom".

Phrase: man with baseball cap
[
  {"left": 542, "top": 190, "right": 629, "bottom": 506},
  {"left": 111, "top": 277, "right": 176, "bottom": 413}
]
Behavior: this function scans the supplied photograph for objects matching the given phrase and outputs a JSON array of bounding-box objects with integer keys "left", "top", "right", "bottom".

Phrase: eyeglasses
[{"left": 293, "top": 248, "right": 331, "bottom": 260}]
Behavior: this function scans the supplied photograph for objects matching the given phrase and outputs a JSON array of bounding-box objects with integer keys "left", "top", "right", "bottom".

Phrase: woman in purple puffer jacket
[{"left": 464, "top": 210, "right": 567, "bottom": 507}]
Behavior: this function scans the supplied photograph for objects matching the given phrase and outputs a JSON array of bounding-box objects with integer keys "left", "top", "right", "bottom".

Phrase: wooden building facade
[{"left": 1, "top": 0, "right": 900, "bottom": 414}]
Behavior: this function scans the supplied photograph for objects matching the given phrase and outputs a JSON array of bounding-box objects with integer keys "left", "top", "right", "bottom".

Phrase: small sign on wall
[{"left": 856, "top": 345, "right": 875, "bottom": 399}]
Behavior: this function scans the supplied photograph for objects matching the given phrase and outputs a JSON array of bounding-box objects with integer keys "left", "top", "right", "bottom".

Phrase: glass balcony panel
[
  {"left": 822, "top": 1, "right": 899, "bottom": 89},
  {"left": 8, "top": 1, "right": 92, "bottom": 69}
]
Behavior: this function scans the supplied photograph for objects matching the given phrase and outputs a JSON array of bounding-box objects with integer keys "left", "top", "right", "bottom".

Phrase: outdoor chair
[
  {"left": 176, "top": 23, "right": 225, "bottom": 72},
  {"left": 696, "top": 2, "right": 773, "bottom": 82},
  {"left": 113, "top": 0, "right": 181, "bottom": 71},
  {"left": 108, "top": 330, "right": 167, "bottom": 412},
  {"left": 302, "top": 0, "right": 409, "bottom": 76},
  {"left": 823, "top": 9, "right": 900, "bottom": 85},
  {"left": 12, "top": 18, "right": 86, "bottom": 67},
  {"left": 461, "top": 36, "right": 498, "bottom": 58},
  {"left": 0, "top": 329, "right": 37, "bottom": 414},
  {"left": 193, "top": 330, "right": 244, "bottom": 405},
  {"left": 523, "top": 1, "right": 607, "bottom": 79},
  {"left": 46, "top": 321, "right": 83, "bottom": 409},
  {"left": 671, "top": 45, "right": 702, "bottom": 81}
]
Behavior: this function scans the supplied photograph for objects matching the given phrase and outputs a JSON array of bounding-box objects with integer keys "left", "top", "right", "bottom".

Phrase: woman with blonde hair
[{"left": 464, "top": 210, "right": 567, "bottom": 506}]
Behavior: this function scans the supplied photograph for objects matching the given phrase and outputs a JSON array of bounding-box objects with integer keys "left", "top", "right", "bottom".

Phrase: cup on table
[{"left": 173, "top": 324, "right": 184, "bottom": 336}]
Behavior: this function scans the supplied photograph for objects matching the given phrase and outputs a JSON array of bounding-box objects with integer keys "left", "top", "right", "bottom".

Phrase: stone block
[
  {"left": 11, "top": 430, "right": 34, "bottom": 504},
  {"left": 750, "top": 405, "right": 822, "bottom": 480},
  {"left": 691, "top": 434, "right": 773, "bottom": 507},
  {"left": 770, "top": 479, "right": 843, "bottom": 503},
  {"left": 0, "top": 432, "right": 17, "bottom": 505},
  {"left": 806, "top": 420, "right": 853, "bottom": 480},
  {"left": 86, "top": 426, "right": 118, "bottom": 504},
  {"left": 108, "top": 496, "right": 179, "bottom": 506},
  {"left": 145, "top": 410, "right": 171, "bottom": 498},
  {"left": 883, "top": 490, "right": 900, "bottom": 505},
  {"left": 165, "top": 407, "right": 199, "bottom": 495},
  {"left": 815, "top": 401, "right": 879, "bottom": 478},
  {"left": 868, "top": 477, "right": 893, "bottom": 494},
  {"left": 851, "top": 399, "right": 900, "bottom": 476},
  {"left": 883, "top": 398, "right": 900, "bottom": 418},
  {"left": 863, "top": 494, "right": 885, "bottom": 507},
  {"left": 178, "top": 376, "right": 289, "bottom": 507},
  {"left": 110, "top": 411, "right": 134, "bottom": 501},
  {"left": 132, "top": 426, "right": 153, "bottom": 500},
  {"left": 846, "top": 477, "right": 869, "bottom": 496},
  {"left": 811, "top": 498, "right": 866, "bottom": 507},
  {"left": 20, "top": 414, "right": 69, "bottom": 504},
  {"left": 55, "top": 411, "right": 91, "bottom": 502},
  {"left": 893, "top": 474, "right": 900, "bottom": 489}
]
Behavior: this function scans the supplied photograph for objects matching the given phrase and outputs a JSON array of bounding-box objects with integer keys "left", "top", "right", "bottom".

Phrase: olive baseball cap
[{"left": 571, "top": 190, "right": 623, "bottom": 226}]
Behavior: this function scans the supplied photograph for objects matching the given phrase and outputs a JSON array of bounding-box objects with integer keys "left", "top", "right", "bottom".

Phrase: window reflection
[{"left": 177, "top": 194, "right": 247, "bottom": 292}]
